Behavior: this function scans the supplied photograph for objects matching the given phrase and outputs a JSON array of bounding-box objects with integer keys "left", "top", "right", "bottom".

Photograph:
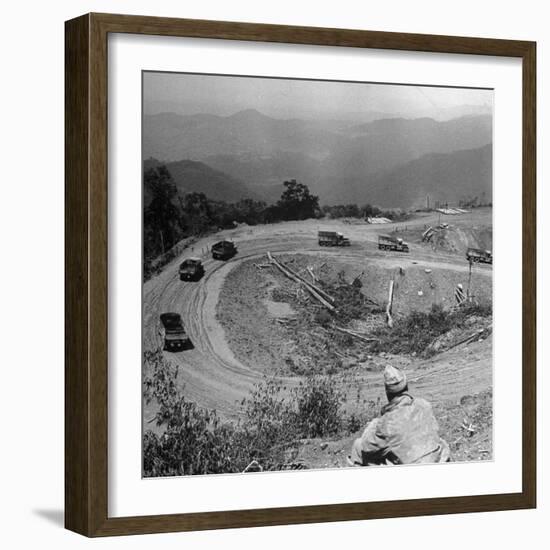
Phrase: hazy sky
[{"left": 143, "top": 71, "right": 493, "bottom": 121}]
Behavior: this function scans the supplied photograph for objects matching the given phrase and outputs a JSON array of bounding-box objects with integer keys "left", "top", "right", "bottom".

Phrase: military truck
[
  {"left": 159, "top": 313, "right": 191, "bottom": 352},
  {"left": 466, "top": 247, "right": 492, "bottom": 264},
  {"left": 318, "top": 231, "right": 351, "bottom": 247},
  {"left": 179, "top": 257, "right": 205, "bottom": 281},
  {"left": 378, "top": 234, "right": 410, "bottom": 252},
  {"left": 211, "top": 240, "right": 237, "bottom": 260}
]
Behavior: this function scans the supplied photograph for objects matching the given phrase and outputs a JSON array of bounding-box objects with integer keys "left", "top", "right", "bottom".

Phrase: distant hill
[
  {"left": 363, "top": 144, "right": 493, "bottom": 208},
  {"left": 143, "top": 158, "right": 260, "bottom": 204},
  {"left": 144, "top": 110, "right": 491, "bottom": 164},
  {"left": 321, "top": 115, "right": 492, "bottom": 182},
  {"left": 143, "top": 109, "right": 345, "bottom": 161},
  {"left": 143, "top": 110, "right": 492, "bottom": 207}
]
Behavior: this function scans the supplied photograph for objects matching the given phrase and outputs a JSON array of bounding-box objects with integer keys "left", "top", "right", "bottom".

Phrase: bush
[
  {"left": 292, "top": 376, "right": 344, "bottom": 438},
  {"left": 320, "top": 272, "right": 382, "bottom": 324},
  {"left": 239, "top": 378, "right": 298, "bottom": 463},
  {"left": 143, "top": 350, "right": 243, "bottom": 475},
  {"left": 454, "top": 300, "right": 492, "bottom": 320},
  {"left": 370, "top": 301, "right": 492, "bottom": 357},
  {"left": 241, "top": 375, "right": 345, "bottom": 445},
  {"left": 143, "top": 351, "right": 351, "bottom": 476}
]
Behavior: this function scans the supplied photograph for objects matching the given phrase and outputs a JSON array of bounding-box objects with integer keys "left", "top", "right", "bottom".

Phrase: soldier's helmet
[{"left": 384, "top": 365, "right": 407, "bottom": 395}]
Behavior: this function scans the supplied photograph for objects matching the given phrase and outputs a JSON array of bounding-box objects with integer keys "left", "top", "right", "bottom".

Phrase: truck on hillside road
[
  {"left": 378, "top": 234, "right": 410, "bottom": 253},
  {"left": 179, "top": 257, "right": 205, "bottom": 281},
  {"left": 318, "top": 231, "right": 351, "bottom": 247},
  {"left": 211, "top": 240, "right": 237, "bottom": 260},
  {"left": 159, "top": 312, "right": 191, "bottom": 352},
  {"left": 466, "top": 247, "right": 493, "bottom": 264}
]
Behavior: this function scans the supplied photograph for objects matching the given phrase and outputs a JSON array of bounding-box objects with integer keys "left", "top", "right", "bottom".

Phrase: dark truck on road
[
  {"left": 466, "top": 247, "right": 493, "bottom": 264},
  {"left": 318, "top": 231, "right": 350, "bottom": 247},
  {"left": 211, "top": 240, "right": 237, "bottom": 260},
  {"left": 179, "top": 257, "right": 205, "bottom": 281},
  {"left": 378, "top": 234, "right": 410, "bottom": 252},
  {"left": 159, "top": 312, "right": 191, "bottom": 352}
]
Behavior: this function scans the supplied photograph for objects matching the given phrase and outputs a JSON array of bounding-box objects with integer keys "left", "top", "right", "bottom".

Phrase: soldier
[{"left": 349, "top": 365, "right": 450, "bottom": 466}]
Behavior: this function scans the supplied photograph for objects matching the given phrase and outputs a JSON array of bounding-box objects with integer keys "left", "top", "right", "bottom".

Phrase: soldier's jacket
[{"left": 351, "top": 393, "right": 450, "bottom": 465}]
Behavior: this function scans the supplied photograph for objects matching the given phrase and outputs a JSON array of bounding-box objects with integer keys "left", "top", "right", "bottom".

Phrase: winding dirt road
[{"left": 143, "top": 214, "right": 492, "bottom": 421}]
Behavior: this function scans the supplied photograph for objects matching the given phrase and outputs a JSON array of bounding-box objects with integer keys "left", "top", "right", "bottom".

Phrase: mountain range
[
  {"left": 143, "top": 158, "right": 260, "bottom": 205},
  {"left": 143, "top": 109, "right": 492, "bottom": 208}
]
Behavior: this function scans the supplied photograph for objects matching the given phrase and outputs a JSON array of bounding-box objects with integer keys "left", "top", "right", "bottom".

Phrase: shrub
[
  {"left": 321, "top": 273, "right": 381, "bottom": 324},
  {"left": 143, "top": 352, "right": 358, "bottom": 476},
  {"left": 454, "top": 299, "right": 492, "bottom": 320},
  {"left": 345, "top": 399, "right": 379, "bottom": 435},
  {"left": 369, "top": 301, "right": 492, "bottom": 357},
  {"left": 346, "top": 413, "right": 364, "bottom": 435},
  {"left": 143, "top": 351, "right": 243, "bottom": 475},
  {"left": 239, "top": 378, "right": 298, "bottom": 463},
  {"left": 292, "top": 376, "right": 344, "bottom": 438}
]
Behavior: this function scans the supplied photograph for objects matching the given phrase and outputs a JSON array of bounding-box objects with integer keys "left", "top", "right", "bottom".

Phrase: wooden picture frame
[{"left": 65, "top": 12, "right": 536, "bottom": 537}]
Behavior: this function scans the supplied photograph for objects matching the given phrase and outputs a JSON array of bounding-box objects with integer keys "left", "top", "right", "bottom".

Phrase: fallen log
[
  {"left": 279, "top": 259, "right": 335, "bottom": 304},
  {"left": 446, "top": 326, "right": 492, "bottom": 350},
  {"left": 268, "top": 252, "right": 335, "bottom": 311},
  {"left": 307, "top": 266, "right": 318, "bottom": 283}
]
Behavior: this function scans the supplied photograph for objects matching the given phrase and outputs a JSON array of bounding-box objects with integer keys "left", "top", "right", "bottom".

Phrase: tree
[
  {"left": 324, "top": 204, "right": 361, "bottom": 219},
  {"left": 361, "top": 203, "right": 381, "bottom": 219},
  {"left": 277, "top": 179, "right": 319, "bottom": 220},
  {"left": 143, "top": 165, "right": 184, "bottom": 259},
  {"left": 234, "top": 198, "right": 268, "bottom": 225},
  {"left": 182, "top": 192, "right": 214, "bottom": 234}
]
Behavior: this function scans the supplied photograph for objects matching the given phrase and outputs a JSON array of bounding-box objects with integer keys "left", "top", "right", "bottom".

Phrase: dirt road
[{"left": 143, "top": 213, "right": 492, "bottom": 420}]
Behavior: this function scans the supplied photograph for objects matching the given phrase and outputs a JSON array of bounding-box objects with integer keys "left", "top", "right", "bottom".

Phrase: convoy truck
[
  {"left": 378, "top": 234, "right": 410, "bottom": 252},
  {"left": 318, "top": 231, "right": 350, "bottom": 247},
  {"left": 159, "top": 313, "right": 191, "bottom": 352},
  {"left": 466, "top": 247, "right": 493, "bottom": 264},
  {"left": 211, "top": 240, "right": 237, "bottom": 260},
  {"left": 179, "top": 257, "right": 205, "bottom": 281}
]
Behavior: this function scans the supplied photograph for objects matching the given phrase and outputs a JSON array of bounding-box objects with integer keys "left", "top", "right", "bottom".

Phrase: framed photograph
[{"left": 65, "top": 13, "right": 536, "bottom": 537}]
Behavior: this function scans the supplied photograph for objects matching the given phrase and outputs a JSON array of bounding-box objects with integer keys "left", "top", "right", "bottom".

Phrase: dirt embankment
[
  {"left": 216, "top": 260, "right": 294, "bottom": 376},
  {"left": 393, "top": 207, "right": 493, "bottom": 257},
  {"left": 216, "top": 252, "right": 492, "bottom": 376},
  {"left": 216, "top": 254, "right": 385, "bottom": 376}
]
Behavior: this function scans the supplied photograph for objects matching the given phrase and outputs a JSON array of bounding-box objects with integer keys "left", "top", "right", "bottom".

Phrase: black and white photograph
[{"left": 142, "top": 71, "right": 493, "bottom": 477}]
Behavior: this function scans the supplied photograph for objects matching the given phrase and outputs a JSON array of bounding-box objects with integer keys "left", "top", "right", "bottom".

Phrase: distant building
[{"left": 366, "top": 216, "right": 392, "bottom": 224}]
